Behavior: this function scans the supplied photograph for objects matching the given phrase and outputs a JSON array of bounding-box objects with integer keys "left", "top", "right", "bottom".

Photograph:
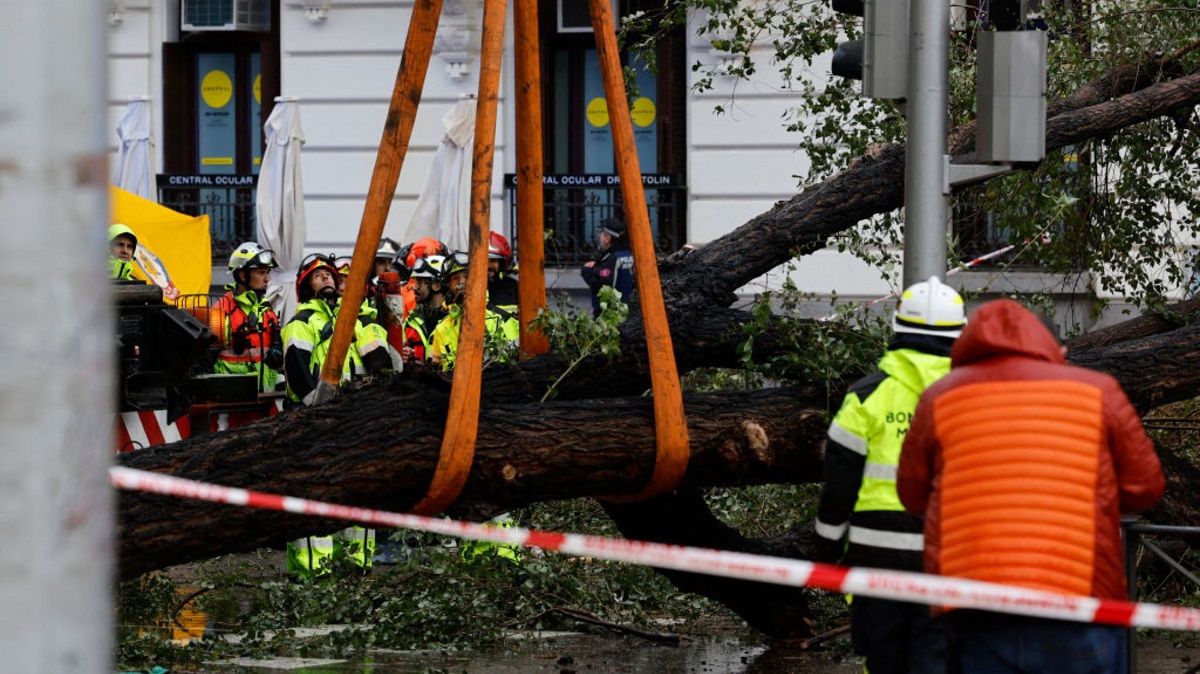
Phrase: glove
[
  {"left": 264, "top": 345, "right": 284, "bottom": 370},
  {"left": 812, "top": 534, "right": 845, "bottom": 565},
  {"left": 230, "top": 327, "right": 250, "bottom": 355}
]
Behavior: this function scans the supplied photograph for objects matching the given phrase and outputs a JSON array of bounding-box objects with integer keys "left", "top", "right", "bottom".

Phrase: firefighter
[
  {"left": 812, "top": 276, "right": 966, "bottom": 674},
  {"left": 581, "top": 218, "right": 634, "bottom": 317},
  {"left": 213, "top": 242, "right": 283, "bottom": 392},
  {"left": 374, "top": 237, "right": 400, "bottom": 277},
  {"left": 333, "top": 255, "right": 381, "bottom": 326},
  {"left": 398, "top": 254, "right": 447, "bottom": 364},
  {"left": 486, "top": 231, "right": 518, "bottom": 318},
  {"left": 334, "top": 256, "right": 353, "bottom": 298},
  {"left": 108, "top": 223, "right": 138, "bottom": 280},
  {"left": 282, "top": 253, "right": 394, "bottom": 576},
  {"left": 281, "top": 253, "right": 397, "bottom": 407},
  {"left": 429, "top": 251, "right": 519, "bottom": 370}
]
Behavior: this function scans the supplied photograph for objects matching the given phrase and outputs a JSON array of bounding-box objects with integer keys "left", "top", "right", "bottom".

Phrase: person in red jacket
[{"left": 898, "top": 299, "right": 1164, "bottom": 674}]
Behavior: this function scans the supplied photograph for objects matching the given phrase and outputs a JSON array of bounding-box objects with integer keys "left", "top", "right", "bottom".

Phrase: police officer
[
  {"left": 214, "top": 242, "right": 283, "bottom": 392},
  {"left": 812, "top": 276, "right": 966, "bottom": 674},
  {"left": 581, "top": 218, "right": 634, "bottom": 317}
]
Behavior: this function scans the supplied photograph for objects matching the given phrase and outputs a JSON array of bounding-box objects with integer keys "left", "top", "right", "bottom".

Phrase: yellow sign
[
  {"left": 201, "top": 157, "right": 234, "bottom": 166},
  {"left": 631, "top": 97, "right": 657, "bottom": 128},
  {"left": 253, "top": 73, "right": 262, "bottom": 105},
  {"left": 586, "top": 97, "right": 609, "bottom": 128},
  {"left": 201, "top": 69, "right": 233, "bottom": 109}
]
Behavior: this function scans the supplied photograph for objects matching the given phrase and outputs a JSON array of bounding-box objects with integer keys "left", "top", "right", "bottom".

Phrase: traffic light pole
[{"left": 903, "top": 0, "right": 950, "bottom": 287}]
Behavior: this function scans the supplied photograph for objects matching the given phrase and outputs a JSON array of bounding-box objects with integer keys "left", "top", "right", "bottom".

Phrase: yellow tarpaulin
[{"left": 109, "top": 185, "right": 212, "bottom": 300}]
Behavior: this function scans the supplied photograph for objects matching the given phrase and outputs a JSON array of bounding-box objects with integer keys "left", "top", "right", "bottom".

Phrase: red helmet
[
  {"left": 488, "top": 231, "right": 513, "bottom": 270},
  {"left": 295, "top": 253, "right": 338, "bottom": 301}
]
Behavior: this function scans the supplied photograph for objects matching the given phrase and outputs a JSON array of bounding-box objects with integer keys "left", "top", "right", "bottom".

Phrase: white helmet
[
  {"left": 228, "top": 241, "right": 277, "bottom": 274},
  {"left": 893, "top": 276, "right": 967, "bottom": 338}
]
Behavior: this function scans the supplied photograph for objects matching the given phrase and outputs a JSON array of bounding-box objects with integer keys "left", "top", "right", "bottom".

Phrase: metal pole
[
  {"left": 902, "top": 0, "right": 950, "bottom": 286},
  {"left": 0, "top": 0, "right": 113, "bottom": 670},
  {"left": 1122, "top": 518, "right": 1139, "bottom": 674}
]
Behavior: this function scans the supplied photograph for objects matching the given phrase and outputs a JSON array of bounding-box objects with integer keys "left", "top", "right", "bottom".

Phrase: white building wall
[
  {"left": 106, "top": 0, "right": 164, "bottom": 168},
  {"left": 684, "top": 13, "right": 893, "bottom": 303},
  {"left": 103, "top": 2, "right": 1194, "bottom": 312},
  {"left": 279, "top": 0, "right": 509, "bottom": 257}
]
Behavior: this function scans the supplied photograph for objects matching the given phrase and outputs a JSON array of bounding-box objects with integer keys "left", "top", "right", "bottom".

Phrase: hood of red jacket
[{"left": 950, "top": 299, "right": 1065, "bottom": 367}]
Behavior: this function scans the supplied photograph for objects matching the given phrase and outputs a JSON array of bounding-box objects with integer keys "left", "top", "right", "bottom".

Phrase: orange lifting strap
[
  {"left": 589, "top": 0, "right": 691, "bottom": 501},
  {"left": 513, "top": 0, "right": 549, "bottom": 359},
  {"left": 318, "top": 0, "right": 443, "bottom": 393},
  {"left": 410, "top": 0, "right": 508, "bottom": 515},
  {"left": 321, "top": 0, "right": 683, "bottom": 514}
]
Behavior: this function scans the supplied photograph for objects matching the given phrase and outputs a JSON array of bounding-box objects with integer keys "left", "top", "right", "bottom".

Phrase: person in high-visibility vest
[
  {"left": 281, "top": 253, "right": 398, "bottom": 407},
  {"left": 486, "top": 231, "right": 518, "bottom": 319},
  {"left": 108, "top": 223, "right": 138, "bottom": 280},
  {"left": 398, "top": 254, "right": 448, "bottom": 364},
  {"left": 213, "top": 242, "right": 283, "bottom": 392},
  {"left": 812, "top": 276, "right": 966, "bottom": 674},
  {"left": 429, "top": 251, "right": 519, "bottom": 370},
  {"left": 282, "top": 253, "right": 396, "bottom": 576}
]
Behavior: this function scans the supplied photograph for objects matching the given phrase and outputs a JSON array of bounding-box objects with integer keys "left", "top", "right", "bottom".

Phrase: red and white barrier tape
[{"left": 111, "top": 466, "right": 1200, "bottom": 632}]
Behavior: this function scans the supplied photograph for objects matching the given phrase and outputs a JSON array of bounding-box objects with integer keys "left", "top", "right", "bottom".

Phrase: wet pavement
[
  {"left": 191, "top": 629, "right": 1200, "bottom": 673},
  {"left": 201, "top": 631, "right": 861, "bottom": 673}
]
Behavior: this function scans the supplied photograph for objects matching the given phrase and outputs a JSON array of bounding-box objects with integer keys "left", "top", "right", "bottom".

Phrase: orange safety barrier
[
  {"left": 589, "top": 0, "right": 691, "bottom": 501},
  {"left": 409, "top": 0, "right": 508, "bottom": 515}
]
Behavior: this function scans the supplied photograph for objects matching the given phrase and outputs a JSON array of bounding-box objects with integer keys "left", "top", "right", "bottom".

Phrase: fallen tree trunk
[
  {"left": 118, "top": 319, "right": 1200, "bottom": 565},
  {"left": 117, "top": 384, "right": 831, "bottom": 579}
]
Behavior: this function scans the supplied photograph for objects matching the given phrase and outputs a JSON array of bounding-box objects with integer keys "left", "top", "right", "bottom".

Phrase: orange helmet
[
  {"left": 397, "top": 237, "right": 449, "bottom": 271},
  {"left": 295, "top": 253, "right": 338, "bottom": 301}
]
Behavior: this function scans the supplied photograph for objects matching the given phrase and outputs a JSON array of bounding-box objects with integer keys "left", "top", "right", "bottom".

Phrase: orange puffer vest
[{"left": 898, "top": 300, "right": 1164, "bottom": 601}]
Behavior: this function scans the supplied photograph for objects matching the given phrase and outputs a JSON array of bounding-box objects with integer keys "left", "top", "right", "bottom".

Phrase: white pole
[
  {"left": 903, "top": 0, "right": 950, "bottom": 286},
  {"left": 0, "top": 1, "right": 114, "bottom": 671}
]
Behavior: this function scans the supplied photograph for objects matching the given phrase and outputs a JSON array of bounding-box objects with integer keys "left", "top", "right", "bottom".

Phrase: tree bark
[{"left": 117, "top": 384, "right": 831, "bottom": 580}]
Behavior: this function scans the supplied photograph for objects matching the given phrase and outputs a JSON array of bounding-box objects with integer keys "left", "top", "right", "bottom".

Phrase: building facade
[{"left": 106, "top": 0, "right": 1196, "bottom": 327}]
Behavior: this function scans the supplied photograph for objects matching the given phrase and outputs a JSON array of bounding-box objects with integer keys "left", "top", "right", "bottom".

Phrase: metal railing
[
  {"left": 157, "top": 174, "right": 257, "bottom": 263},
  {"left": 503, "top": 173, "right": 687, "bottom": 267},
  {"left": 1123, "top": 520, "right": 1200, "bottom": 673}
]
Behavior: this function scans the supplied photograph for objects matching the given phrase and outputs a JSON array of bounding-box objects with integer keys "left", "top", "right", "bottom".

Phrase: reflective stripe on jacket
[
  {"left": 282, "top": 298, "right": 393, "bottom": 403},
  {"left": 429, "top": 302, "right": 520, "bottom": 371},
  {"left": 214, "top": 290, "right": 281, "bottom": 391},
  {"left": 814, "top": 343, "right": 951, "bottom": 570}
]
